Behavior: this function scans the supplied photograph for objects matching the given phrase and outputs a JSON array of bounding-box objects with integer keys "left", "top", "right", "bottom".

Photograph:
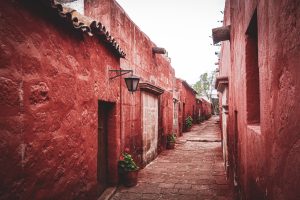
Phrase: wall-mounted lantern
[
  {"left": 124, "top": 74, "right": 140, "bottom": 92},
  {"left": 109, "top": 69, "right": 140, "bottom": 92}
]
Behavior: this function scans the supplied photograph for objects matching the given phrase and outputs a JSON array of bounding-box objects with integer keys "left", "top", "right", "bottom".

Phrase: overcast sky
[{"left": 115, "top": 0, "right": 225, "bottom": 85}]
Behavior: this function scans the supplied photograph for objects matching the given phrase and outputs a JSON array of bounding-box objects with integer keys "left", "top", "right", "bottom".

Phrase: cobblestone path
[{"left": 110, "top": 116, "right": 234, "bottom": 200}]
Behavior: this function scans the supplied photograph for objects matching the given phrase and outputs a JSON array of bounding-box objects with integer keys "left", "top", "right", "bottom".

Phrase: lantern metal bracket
[{"left": 109, "top": 69, "right": 133, "bottom": 80}]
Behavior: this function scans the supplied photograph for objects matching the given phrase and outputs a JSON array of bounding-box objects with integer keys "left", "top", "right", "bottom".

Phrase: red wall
[
  {"left": 219, "top": 0, "right": 300, "bottom": 199},
  {"left": 84, "top": 0, "right": 175, "bottom": 158},
  {"left": 0, "top": 1, "right": 123, "bottom": 199},
  {"left": 0, "top": 0, "right": 215, "bottom": 199},
  {"left": 176, "top": 79, "right": 196, "bottom": 133},
  {"left": 200, "top": 98, "right": 212, "bottom": 119},
  {"left": 195, "top": 98, "right": 212, "bottom": 124},
  {"left": 0, "top": 1, "right": 177, "bottom": 198}
]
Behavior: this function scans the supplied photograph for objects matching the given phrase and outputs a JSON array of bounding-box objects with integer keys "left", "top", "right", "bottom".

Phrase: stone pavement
[{"left": 110, "top": 116, "right": 234, "bottom": 200}]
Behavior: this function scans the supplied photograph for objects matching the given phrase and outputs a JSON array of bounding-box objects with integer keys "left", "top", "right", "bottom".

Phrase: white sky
[{"left": 115, "top": 0, "right": 225, "bottom": 85}]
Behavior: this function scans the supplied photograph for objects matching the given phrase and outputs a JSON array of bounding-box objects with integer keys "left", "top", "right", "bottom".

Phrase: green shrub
[
  {"left": 167, "top": 133, "right": 176, "bottom": 143},
  {"left": 185, "top": 116, "right": 193, "bottom": 128},
  {"left": 118, "top": 149, "right": 139, "bottom": 172}
]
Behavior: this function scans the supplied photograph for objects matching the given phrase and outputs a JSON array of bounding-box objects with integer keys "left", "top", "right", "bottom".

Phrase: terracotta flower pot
[
  {"left": 122, "top": 170, "right": 139, "bottom": 187},
  {"left": 166, "top": 141, "right": 175, "bottom": 149}
]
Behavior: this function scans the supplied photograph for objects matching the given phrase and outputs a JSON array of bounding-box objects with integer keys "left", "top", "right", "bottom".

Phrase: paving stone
[
  {"left": 111, "top": 192, "right": 142, "bottom": 200},
  {"left": 141, "top": 193, "right": 161, "bottom": 199},
  {"left": 109, "top": 117, "right": 234, "bottom": 200},
  {"left": 174, "top": 183, "right": 192, "bottom": 189},
  {"left": 192, "top": 184, "right": 210, "bottom": 190},
  {"left": 160, "top": 193, "right": 186, "bottom": 200},
  {"left": 195, "top": 179, "right": 216, "bottom": 185},
  {"left": 158, "top": 183, "right": 174, "bottom": 188},
  {"left": 209, "top": 184, "right": 231, "bottom": 190},
  {"left": 178, "top": 189, "right": 198, "bottom": 195},
  {"left": 215, "top": 176, "right": 229, "bottom": 185}
]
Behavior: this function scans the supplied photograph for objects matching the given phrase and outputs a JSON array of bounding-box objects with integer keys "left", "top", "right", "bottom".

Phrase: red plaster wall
[
  {"left": 176, "top": 79, "right": 197, "bottom": 133},
  {"left": 200, "top": 98, "right": 212, "bottom": 119},
  {"left": 195, "top": 99, "right": 212, "bottom": 124},
  {"left": 84, "top": 0, "right": 175, "bottom": 162},
  {"left": 219, "top": 0, "right": 300, "bottom": 199},
  {"left": 217, "top": 0, "right": 230, "bottom": 126},
  {"left": 0, "top": 1, "right": 122, "bottom": 199},
  {"left": 0, "top": 0, "right": 196, "bottom": 199}
]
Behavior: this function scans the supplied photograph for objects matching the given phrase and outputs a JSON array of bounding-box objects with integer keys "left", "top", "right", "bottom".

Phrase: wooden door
[
  {"left": 97, "top": 101, "right": 113, "bottom": 194},
  {"left": 142, "top": 92, "right": 158, "bottom": 164}
]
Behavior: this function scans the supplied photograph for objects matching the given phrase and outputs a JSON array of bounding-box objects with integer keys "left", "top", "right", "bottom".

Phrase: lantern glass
[{"left": 124, "top": 75, "right": 140, "bottom": 92}]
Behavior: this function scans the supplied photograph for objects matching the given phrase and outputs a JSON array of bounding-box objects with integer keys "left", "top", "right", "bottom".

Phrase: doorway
[
  {"left": 98, "top": 101, "right": 115, "bottom": 194},
  {"left": 141, "top": 92, "right": 159, "bottom": 165},
  {"left": 233, "top": 110, "right": 240, "bottom": 197},
  {"left": 221, "top": 87, "right": 229, "bottom": 173}
]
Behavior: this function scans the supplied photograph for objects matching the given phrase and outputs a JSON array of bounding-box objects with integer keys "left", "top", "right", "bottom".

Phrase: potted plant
[
  {"left": 118, "top": 148, "right": 139, "bottom": 187},
  {"left": 166, "top": 133, "right": 176, "bottom": 149},
  {"left": 185, "top": 115, "right": 193, "bottom": 131}
]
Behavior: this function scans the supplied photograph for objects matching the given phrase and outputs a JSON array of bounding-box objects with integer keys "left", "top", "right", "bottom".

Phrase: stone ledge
[
  {"left": 139, "top": 82, "right": 164, "bottom": 95},
  {"left": 247, "top": 124, "right": 261, "bottom": 135}
]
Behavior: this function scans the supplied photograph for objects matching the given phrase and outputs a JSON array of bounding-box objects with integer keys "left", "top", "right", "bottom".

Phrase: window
[{"left": 245, "top": 9, "right": 260, "bottom": 124}]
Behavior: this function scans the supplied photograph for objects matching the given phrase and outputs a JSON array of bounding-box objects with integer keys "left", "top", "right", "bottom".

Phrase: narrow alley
[
  {"left": 2, "top": 1, "right": 299, "bottom": 199},
  {"left": 110, "top": 117, "right": 234, "bottom": 200}
]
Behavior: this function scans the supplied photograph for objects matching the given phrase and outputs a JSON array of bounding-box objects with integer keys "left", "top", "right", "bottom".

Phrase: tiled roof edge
[{"left": 43, "top": 0, "right": 126, "bottom": 58}]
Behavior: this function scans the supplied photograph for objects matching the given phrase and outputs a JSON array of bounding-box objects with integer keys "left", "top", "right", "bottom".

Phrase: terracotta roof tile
[{"left": 43, "top": 0, "right": 126, "bottom": 58}]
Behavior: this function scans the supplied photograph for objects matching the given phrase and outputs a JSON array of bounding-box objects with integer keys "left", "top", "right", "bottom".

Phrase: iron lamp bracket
[{"left": 109, "top": 69, "right": 133, "bottom": 80}]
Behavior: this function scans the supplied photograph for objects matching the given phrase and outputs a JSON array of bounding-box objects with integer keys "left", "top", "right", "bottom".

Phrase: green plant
[
  {"left": 118, "top": 148, "right": 139, "bottom": 172},
  {"left": 185, "top": 115, "right": 193, "bottom": 128},
  {"left": 167, "top": 133, "right": 176, "bottom": 143}
]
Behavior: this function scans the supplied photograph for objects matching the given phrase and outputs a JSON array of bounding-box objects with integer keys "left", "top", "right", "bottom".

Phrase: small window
[{"left": 245, "top": 9, "right": 260, "bottom": 124}]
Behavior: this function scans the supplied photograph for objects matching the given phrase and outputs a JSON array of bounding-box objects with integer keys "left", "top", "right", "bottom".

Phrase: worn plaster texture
[{"left": 218, "top": 0, "right": 300, "bottom": 199}]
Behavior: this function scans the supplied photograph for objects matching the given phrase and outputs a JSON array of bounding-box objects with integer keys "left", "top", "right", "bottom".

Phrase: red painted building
[
  {"left": 0, "top": 0, "right": 174, "bottom": 198},
  {"left": 214, "top": 0, "right": 300, "bottom": 199},
  {"left": 0, "top": 1, "right": 126, "bottom": 199},
  {"left": 0, "top": 0, "right": 214, "bottom": 199},
  {"left": 195, "top": 97, "right": 212, "bottom": 123},
  {"left": 176, "top": 79, "right": 196, "bottom": 134},
  {"left": 83, "top": 0, "right": 176, "bottom": 165}
]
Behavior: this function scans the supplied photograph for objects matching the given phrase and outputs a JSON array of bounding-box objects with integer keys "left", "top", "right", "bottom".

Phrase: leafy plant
[
  {"left": 185, "top": 116, "right": 193, "bottom": 128},
  {"left": 167, "top": 133, "right": 176, "bottom": 143},
  {"left": 118, "top": 148, "right": 139, "bottom": 172}
]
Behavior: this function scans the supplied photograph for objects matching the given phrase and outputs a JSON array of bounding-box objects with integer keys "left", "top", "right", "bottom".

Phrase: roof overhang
[
  {"left": 215, "top": 76, "right": 229, "bottom": 92},
  {"left": 212, "top": 25, "right": 231, "bottom": 44},
  {"left": 182, "top": 81, "right": 197, "bottom": 94},
  {"left": 139, "top": 83, "right": 164, "bottom": 95},
  {"left": 41, "top": 0, "right": 126, "bottom": 58}
]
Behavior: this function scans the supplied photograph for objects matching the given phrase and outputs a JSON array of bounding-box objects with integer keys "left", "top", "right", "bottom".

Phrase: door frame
[{"left": 97, "top": 100, "right": 116, "bottom": 194}]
